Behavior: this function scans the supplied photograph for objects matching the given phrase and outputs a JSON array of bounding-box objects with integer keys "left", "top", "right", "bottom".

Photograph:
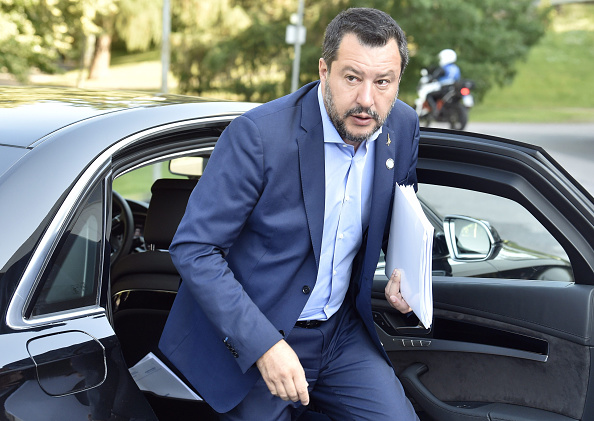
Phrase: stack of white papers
[
  {"left": 129, "top": 352, "right": 203, "bottom": 401},
  {"left": 385, "top": 184, "right": 434, "bottom": 329}
]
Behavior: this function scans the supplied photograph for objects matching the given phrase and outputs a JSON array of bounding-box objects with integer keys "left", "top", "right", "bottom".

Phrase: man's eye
[
  {"left": 377, "top": 79, "right": 390, "bottom": 87},
  {"left": 346, "top": 75, "right": 359, "bottom": 82}
]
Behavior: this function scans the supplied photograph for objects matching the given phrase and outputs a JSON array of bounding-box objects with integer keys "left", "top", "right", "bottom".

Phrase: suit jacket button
[{"left": 302, "top": 285, "right": 311, "bottom": 294}]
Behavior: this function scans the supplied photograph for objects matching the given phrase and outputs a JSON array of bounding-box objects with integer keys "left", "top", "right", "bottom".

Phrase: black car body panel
[
  {"left": 1, "top": 87, "right": 255, "bottom": 421},
  {"left": 2, "top": 86, "right": 594, "bottom": 421}
]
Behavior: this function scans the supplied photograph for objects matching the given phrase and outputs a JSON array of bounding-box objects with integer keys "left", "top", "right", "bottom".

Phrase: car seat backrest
[{"left": 143, "top": 178, "right": 198, "bottom": 250}]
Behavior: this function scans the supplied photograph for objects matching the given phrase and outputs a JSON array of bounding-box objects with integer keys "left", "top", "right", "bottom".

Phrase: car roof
[
  {"left": 0, "top": 86, "right": 221, "bottom": 148},
  {"left": 0, "top": 86, "right": 257, "bottom": 180},
  {"left": 0, "top": 86, "right": 258, "bottom": 271}
]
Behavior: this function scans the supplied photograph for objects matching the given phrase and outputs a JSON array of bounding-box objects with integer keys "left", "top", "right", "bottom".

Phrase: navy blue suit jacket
[{"left": 159, "top": 81, "right": 420, "bottom": 413}]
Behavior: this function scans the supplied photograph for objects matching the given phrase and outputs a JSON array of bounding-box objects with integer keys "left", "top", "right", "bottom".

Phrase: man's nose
[{"left": 356, "top": 82, "right": 374, "bottom": 110}]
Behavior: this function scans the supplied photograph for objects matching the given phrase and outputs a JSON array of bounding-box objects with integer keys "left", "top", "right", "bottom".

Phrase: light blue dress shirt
[{"left": 299, "top": 85, "right": 381, "bottom": 321}]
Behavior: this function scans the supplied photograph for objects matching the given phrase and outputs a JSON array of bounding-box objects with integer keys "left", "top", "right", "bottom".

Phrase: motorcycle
[{"left": 414, "top": 67, "right": 475, "bottom": 130}]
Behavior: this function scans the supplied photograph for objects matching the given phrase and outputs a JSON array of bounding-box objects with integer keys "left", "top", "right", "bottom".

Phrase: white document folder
[
  {"left": 385, "top": 184, "right": 434, "bottom": 329},
  {"left": 129, "top": 352, "right": 203, "bottom": 401}
]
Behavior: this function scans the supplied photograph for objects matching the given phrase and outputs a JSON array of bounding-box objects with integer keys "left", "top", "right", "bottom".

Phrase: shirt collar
[{"left": 317, "top": 84, "right": 382, "bottom": 148}]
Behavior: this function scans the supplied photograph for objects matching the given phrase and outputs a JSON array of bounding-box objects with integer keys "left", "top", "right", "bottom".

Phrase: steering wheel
[{"left": 110, "top": 191, "right": 134, "bottom": 266}]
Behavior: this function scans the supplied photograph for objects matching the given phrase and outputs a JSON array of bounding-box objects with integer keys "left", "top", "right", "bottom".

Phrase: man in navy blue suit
[{"left": 159, "top": 7, "right": 420, "bottom": 420}]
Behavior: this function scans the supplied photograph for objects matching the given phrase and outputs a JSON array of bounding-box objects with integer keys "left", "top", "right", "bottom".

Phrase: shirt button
[
  {"left": 302, "top": 285, "right": 311, "bottom": 294},
  {"left": 333, "top": 270, "right": 337, "bottom": 275},
  {"left": 338, "top": 233, "right": 344, "bottom": 239}
]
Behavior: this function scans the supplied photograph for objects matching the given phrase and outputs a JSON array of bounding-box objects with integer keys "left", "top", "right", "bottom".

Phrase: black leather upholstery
[
  {"left": 111, "top": 178, "right": 197, "bottom": 295},
  {"left": 143, "top": 178, "right": 198, "bottom": 250},
  {"left": 111, "top": 178, "right": 197, "bottom": 366}
]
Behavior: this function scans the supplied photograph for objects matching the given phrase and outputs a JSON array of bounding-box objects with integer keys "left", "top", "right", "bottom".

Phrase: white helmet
[{"left": 438, "top": 49, "right": 457, "bottom": 67}]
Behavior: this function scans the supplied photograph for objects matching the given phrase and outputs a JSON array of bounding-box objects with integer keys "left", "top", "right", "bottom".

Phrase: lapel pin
[
  {"left": 386, "top": 134, "right": 392, "bottom": 146},
  {"left": 386, "top": 158, "right": 394, "bottom": 170}
]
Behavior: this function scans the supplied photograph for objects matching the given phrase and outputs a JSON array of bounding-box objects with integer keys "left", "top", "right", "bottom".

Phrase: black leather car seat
[{"left": 111, "top": 177, "right": 198, "bottom": 367}]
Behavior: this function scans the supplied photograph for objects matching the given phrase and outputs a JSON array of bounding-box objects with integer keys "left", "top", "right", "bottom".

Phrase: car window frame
[
  {"left": 26, "top": 180, "right": 106, "bottom": 319},
  {"left": 5, "top": 163, "right": 111, "bottom": 329},
  {"left": 417, "top": 130, "right": 594, "bottom": 284},
  {"left": 6, "top": 116, "right": 240, "bottom": 330}
]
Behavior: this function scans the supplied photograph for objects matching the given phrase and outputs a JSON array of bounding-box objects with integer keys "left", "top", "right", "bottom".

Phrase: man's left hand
[{"left": 385, "top": 269, "right": 412, "bottom": 314}]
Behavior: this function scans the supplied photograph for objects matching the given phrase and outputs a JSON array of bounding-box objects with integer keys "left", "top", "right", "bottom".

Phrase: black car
[{"left": 1, "top": 86, "right": 593, "bottom": 421}]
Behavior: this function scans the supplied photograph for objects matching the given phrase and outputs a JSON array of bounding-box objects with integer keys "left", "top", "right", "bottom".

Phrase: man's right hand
[{"left": 255, "top": 339, "right": 310, "bottom": 406}]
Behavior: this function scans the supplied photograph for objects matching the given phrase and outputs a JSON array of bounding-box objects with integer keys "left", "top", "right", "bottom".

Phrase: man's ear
[{"left": 319, "top": 58, "right": 328, "bottom": 82}]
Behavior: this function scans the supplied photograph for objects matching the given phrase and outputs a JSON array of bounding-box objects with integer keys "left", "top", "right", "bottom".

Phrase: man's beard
[{"left": 324, "top": 79, "right": 398, "bottom": 143}]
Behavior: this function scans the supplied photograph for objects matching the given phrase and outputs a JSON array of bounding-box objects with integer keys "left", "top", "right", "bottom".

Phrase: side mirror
[{"left": 443, "top": 215, "right": 500, "bottom": 261}]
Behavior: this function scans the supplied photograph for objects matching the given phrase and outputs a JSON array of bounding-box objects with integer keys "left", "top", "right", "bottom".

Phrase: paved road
[{"left": 447, "top": 122, "right": 594, "bottom": 195}]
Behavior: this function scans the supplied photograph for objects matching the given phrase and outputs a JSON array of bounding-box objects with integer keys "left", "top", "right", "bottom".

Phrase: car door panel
[
  {"left": 372, "top": 279, "right": 591, "bottom": 420},
  {"left": 401, "top": 362, "right": 578, "bottom": 421},
  {"left": 26, "top": 330, "right": 106, "bottom": 397},
  {"left": 373, "top": 130, "right": 594, "bottom": 421},
  {"left": 1, "top": 176, "right": 159, "bottom": 420},
  {"left": 0, "top": 314, "right": 157, "bottom": 421}
]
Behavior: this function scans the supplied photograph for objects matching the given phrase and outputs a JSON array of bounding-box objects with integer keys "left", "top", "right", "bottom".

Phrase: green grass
[
  {"left": 113, "top": 162, "right": 184, "bottom": 202},
  {"left": 110, "top": 49, "right": 161, "bottom": 66},
  {"left": 474, "top": 4, "right": 594, "bottom": 122}
]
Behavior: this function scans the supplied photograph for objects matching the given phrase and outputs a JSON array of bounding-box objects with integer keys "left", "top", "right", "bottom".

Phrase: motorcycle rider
[{"left": 426, "top": 49, "right": 461, "bottom": 117}]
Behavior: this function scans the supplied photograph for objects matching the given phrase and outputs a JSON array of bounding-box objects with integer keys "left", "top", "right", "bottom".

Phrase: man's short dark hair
[{"left": 322, "top": 8, "right": 409, "bottom": 77}]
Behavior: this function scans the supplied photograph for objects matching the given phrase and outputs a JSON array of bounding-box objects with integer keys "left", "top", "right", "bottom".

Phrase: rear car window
[{"left": 28, "top": 183, "right": 103, "bottom": 318}]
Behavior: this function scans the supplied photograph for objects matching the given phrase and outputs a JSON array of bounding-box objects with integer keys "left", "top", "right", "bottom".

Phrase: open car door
[{"left": 372, "top": 129, "right": 594, "bottom": 421}]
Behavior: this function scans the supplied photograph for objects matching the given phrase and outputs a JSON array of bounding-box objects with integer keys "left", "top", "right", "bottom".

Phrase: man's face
[{"left": 319, "top": 33, "right": 402, "bottom": 144}]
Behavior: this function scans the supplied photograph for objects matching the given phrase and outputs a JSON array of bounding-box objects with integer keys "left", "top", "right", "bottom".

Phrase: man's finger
[
  {"left": 256, "top": 340, "right": 310, "bottom": 404},
  {"left": 294, "top": 374, "right": 310, "bottom": 406},
  {"left": 384, "top": 269, "right": 412, "bottom": 313},
  {"left": 280, "top": 378, "right": 298, "bottom": 402},
  {"left": 385, "top": 269, "right": 400, "bottom": 298}
]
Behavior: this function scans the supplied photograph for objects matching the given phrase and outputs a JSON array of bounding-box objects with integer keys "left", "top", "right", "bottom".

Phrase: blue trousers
[{"left": 220, "top": 302, "right": 419, "bottom": 421}]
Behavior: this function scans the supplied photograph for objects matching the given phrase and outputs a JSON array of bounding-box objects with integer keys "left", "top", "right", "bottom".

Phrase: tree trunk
[{"left": 88, "top": 33, "right": 112, "bottom": 80}]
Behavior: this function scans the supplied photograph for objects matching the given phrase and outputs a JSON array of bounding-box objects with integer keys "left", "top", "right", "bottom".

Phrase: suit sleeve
[{"left": 169, "top": 115, "right": 283, "bottom": 373}]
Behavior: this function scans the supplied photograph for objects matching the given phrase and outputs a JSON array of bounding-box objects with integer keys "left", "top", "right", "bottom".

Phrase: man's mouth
[
  {"left": 350, "top": 113, "right": 374, "bottom": 125},
  {"left": 345, "top": 107, "right": 379, "bottom": 124}
]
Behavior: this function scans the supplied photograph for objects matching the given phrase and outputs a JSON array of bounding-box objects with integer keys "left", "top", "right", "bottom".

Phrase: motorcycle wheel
[{"left": 449, "top": 103, "right": 468, "bottom": 130}]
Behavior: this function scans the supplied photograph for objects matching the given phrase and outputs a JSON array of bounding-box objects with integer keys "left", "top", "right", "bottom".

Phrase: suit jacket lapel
[
  {"left": 297, "top": 84, "right": 325, "bottom": 268},
  {"left": 369, "top": 128, "right": 397, "bottom": 239},
  {"left": 358, "top": 128, "right": 397, "bottom": 290}
]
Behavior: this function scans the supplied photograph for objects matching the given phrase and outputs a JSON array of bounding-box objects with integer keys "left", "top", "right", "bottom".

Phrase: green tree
[
  {"left": 1, "top": 0, "right": 162, "bottom": 83},
  {"left": 297, "top": 0, "right": 551, "bottom": 103},
  {"left": 170, "top": 0, "right": 328, "bottom": 101},
  {"left": 0, "top": 0, "right": 73, "bottom": 82},
  {"left": 171, "top": 0, "right": 550, "bottom": 103},
  {"left": 170, "top": 0, "right": 274, "bottom": 98},
  {"left": 393, "top": 0, "right": 551, "bottom": 102},
  {"left": 84, "top": 0, "right": 162, "bottom": 80}
]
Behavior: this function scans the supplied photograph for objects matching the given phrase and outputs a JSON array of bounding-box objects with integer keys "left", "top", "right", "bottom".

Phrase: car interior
[{"left": 105, "top": 128, "right": 583, "bottom": 421}]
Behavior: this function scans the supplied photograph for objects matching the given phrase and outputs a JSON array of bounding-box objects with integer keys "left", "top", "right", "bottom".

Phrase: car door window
[
  {"left": 417, "top": 183, "right": 573, "bottom": 282},
  {"left": 28, "top": 183, "right": 104, "bottom": 318}
]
